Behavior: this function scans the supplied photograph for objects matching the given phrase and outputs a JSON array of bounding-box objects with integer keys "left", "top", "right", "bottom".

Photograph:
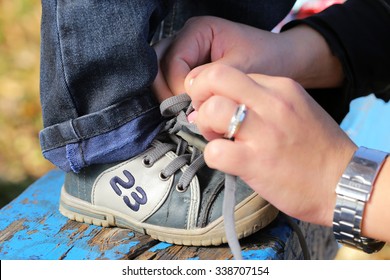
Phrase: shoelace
[
  {"left": 142, "top": 94, "right": 206, "bottom": 192},
  {"left": 151, "top": 94, "right": 310, "bottom": 260},
  {"left": 146, "top": 94, "right": 242, "bottom": 259}
]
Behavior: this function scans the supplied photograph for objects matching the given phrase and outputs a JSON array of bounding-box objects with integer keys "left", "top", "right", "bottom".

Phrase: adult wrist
[
  {"left": 362, "top": 156, "right": 390, "bottom": 243},
  {"left": 333, "top": 146, "right": 388, "bottom": 253},
  {"left": 280, "top": 24, "right": 343, "bottom": 88}
]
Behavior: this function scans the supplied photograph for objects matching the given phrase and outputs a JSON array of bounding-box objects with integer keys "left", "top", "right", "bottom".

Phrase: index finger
[{"left": 185, "top": 64, "right": 272, "bottom": 110}]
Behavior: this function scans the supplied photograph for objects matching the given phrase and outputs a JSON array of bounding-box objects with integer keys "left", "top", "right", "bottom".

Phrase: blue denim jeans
[{"left": 39, "top": 0, "right": 295, "bottom": 173}]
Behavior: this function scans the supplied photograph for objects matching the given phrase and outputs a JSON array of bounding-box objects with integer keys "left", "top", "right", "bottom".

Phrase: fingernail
[
  {"left": 189, "top": 78, "right": 194, "bottom": 87},
  {"left": 187, "top": 110, "right": 198, "bottom": 123}
]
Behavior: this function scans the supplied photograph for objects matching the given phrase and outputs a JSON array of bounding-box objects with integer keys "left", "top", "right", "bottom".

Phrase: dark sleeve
[{"left": 282, "top": 0, "right": 390, "bottom": 122}]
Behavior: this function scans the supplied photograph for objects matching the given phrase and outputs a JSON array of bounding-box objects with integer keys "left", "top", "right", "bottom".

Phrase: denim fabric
[
  {"left": 39, "top": 0, "right": 295, "bottom": 172},
  {"left": 40, "top": 0, "right": 173, "bottom": 172}
]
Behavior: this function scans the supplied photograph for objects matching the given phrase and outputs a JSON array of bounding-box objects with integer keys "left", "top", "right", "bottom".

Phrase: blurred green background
[{"left": 0, "top": 0, "right": 54, "bottom": 208}]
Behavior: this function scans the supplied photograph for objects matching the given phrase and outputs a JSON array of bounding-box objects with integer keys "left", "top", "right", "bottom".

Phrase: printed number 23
[{"left": 110, "top": 170, "right": 147, "bottom": 211}]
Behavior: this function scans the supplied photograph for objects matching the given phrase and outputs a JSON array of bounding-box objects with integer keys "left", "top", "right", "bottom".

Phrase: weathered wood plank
[{"left": 0, "top": 169, "right": 338, "bottom": 260}]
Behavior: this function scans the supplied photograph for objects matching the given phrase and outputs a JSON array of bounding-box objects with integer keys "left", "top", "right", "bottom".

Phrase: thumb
[{"left": 152, "top": 37, "right": 175, "bottom": 102}]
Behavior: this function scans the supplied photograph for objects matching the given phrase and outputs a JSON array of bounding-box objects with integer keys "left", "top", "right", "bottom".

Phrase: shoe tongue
[{"left": 176, "top": 127, "right": 207, "bottom": 152}]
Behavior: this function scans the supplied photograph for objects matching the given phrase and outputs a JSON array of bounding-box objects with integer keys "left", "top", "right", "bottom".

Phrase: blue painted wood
[
  {"left": 0, "top": 170, "right": 148, "bottom": 260},
  {"left": 341, "top": 94, "right": 390, "bottom": 153},
  {"left": 0, "top": 169, "right": 337, "bottom": 260},
  {"left": 3, "top": 94, "right": 388, "bottom": 260}
]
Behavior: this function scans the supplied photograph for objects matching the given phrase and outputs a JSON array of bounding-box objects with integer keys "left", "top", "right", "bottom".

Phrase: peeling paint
[{"left": 148, "top": 242, "right": 173, "bottom": 252}]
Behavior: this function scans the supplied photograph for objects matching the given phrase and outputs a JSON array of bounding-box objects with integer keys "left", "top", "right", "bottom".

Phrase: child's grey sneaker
[{"left": 59, "top": 94, "right": 278, "bottom": 246}]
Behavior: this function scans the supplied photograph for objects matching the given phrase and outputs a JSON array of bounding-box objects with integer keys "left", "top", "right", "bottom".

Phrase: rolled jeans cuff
[{"left": 40, "top": 95, "right": 163, "bottom": 173}]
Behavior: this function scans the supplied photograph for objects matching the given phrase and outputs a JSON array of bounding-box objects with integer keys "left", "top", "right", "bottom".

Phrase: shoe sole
[{"left": 59, "top": 185, "right": 279, "bottom": 246}]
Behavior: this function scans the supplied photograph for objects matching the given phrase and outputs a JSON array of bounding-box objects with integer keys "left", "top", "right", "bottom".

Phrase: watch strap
[{"left": 333, "top": 147, "right": 388, "bottom": 253}]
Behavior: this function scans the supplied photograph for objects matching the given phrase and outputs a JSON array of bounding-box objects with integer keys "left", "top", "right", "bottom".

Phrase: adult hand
[
  {"left": 153, "top": 16, "right": 343, "bottom": 102},
  {"left": 153, "top": 16, "right": 287, "bottom": 101},
  {"left": 185, "top": 64, "right": 356, "bottom": 227}
]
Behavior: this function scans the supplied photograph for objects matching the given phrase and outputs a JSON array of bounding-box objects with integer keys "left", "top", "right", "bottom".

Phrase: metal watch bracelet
[{"left": 333, "top": 146, "right": 388, "bottom": 254}]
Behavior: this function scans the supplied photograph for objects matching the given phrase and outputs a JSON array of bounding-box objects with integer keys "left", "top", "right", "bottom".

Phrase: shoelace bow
[{"left": 144, "top": 94, "right": 243, "bottom": 259}]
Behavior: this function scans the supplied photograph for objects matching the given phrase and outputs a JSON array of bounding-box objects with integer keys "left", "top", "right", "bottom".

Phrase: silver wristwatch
[{"left": 333, "top": 146, "right": 388, "bottom": 253}]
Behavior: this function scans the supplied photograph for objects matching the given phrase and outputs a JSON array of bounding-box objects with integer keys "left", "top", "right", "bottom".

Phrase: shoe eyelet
[
  {"left": 142, "top": 157, "right": 153, "bottom": 167},
  {"left": 159, "top": 172, "right": 169, "bottom": 181},
  {"left": 176, "top": 183, "right": 187, "bottom": 193}
]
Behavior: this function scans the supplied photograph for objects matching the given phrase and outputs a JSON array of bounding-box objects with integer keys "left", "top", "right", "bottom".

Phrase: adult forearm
[
  {"left": 278, "top": 24, "right": 344, "bottom": 88},
  {"left": 362, "top": 157, "right": 390, "bottom": 243},
  {"left": 283, "top": 0, "right": 390, "bottom": 99}
]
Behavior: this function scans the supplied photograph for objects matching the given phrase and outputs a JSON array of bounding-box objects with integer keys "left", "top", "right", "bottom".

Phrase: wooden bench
[{"left": 1, "top": 94, "right": 389, "bottom": 260}]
